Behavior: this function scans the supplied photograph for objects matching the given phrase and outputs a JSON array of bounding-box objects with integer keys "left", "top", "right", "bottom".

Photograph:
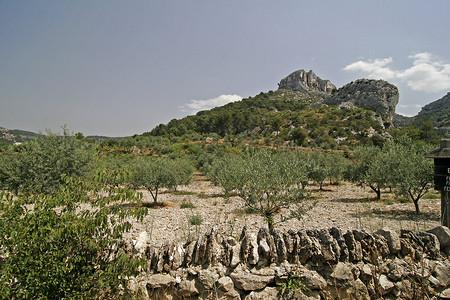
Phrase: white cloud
[
  {"left": 344, "top": 52, "right": 450, "bottom": 93},
  {"left": 179, "top": 94, "right": 242, "bottom": 114},
  {"left": 398, "top": 104, "right": 422, "bottom": 109},
  {"left": 344, "top": 57, "right": 396, "bottom": 79}
]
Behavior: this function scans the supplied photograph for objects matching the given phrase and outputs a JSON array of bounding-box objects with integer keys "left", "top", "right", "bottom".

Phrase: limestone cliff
[
  {"left": 417, "top": 92, "right": 450, "bottom": 134},
  {"left": 324, "top": 79, "right": 399, "bottom": 122},
  {"left": 278, "top": 69, "right": 336, "bottom": 95},
  {"left": 419, "top": 92, "right": 450, "bottom": 115}
]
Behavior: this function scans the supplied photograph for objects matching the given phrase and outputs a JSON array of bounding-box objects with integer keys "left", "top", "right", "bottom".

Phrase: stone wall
[{"left": 129, "top": 226, "right": 450, "bottom": 299}]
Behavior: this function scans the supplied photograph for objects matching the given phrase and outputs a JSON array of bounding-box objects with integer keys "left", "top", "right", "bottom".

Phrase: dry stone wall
[{"left": 129, "top": 226, "right": 450, "bottom": 299}]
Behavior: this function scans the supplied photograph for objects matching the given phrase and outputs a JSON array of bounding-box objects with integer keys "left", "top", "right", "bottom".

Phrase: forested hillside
[{"left": 144, "top": 89, "right": 391, "bottom": 149}]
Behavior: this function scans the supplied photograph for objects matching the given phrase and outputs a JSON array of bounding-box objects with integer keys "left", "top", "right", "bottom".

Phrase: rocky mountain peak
[
  {"left": 324, "top": 79, "right": 399, "bottom": 122},
  {"left": 278, "top": 69, "right": 336, "bottom": 94},
  {"left": 418, "top": 92, "right": 450, "bottom": 115}
]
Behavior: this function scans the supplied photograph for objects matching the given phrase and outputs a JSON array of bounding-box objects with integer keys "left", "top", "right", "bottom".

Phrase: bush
[
  {"left": 0, "top": 128, "right": 95, "bottom": 194},
  {"left": 180, "top": 201, "right": 196, "bottom": 209},
  {"left": 188, "top": 214, "right": 203, "bottom": 226},
  {"left": 0, "top": 172, "right": 147, "bottom": 299}
]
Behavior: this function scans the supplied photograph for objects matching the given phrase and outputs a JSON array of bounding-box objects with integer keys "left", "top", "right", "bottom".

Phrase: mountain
[
  {"left": 0, "top": 127, "right": 39, "bottom": 143},
  {"left": 0, "top": 127, "right": 124, "bottom": 144},
  {"left": 145, "top": 69, "right": 402, "bottom": 148},
  {"left": 393, "top": 92, "right": 450, "bottom": 134},
  {"left": 278, "top": 69, "right": 336, "bottom": 94},
  {"left": 324, "top": 79, "right": 399, "bottom": 123}
]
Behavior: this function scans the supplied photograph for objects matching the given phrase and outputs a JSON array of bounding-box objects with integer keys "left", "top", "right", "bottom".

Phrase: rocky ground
[{"left": 124, "top": 171, "right": 442, "bottom": 249}]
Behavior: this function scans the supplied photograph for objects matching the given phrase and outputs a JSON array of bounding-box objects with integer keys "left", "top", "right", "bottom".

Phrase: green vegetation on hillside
[{"left": 122, "top": 89, "right": 393, "bottom": 150}]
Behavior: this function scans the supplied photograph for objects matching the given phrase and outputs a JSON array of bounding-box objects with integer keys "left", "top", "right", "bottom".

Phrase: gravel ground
[{"left": 125, "top": 171, "right": 442, "bottom": 248}]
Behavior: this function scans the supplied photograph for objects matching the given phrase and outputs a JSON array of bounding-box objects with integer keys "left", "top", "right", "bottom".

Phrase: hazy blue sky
[{"left": 1, "top": 1, "right": 449, "bottom": 136}]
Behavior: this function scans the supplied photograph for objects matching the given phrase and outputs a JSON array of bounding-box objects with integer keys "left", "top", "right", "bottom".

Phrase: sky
[{"left": 1, "top": 1, "right": 449, "bottom": 137}]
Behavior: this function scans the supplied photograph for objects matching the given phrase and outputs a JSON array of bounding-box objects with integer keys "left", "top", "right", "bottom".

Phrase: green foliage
[
  {"left": 350, "top": 137, "right": 434, "bottom": 212},
  {"left": 278, "top": 271, "right": 309, "bottom": 293},
  {"left": 0, "top": 128, "right": 95, "bottom": 195},
  {"left": 130, "top": 157, "right": 194, "bottom": 203},
  {"left": 0, "top": 171, "right": 148, "bottom": 299},
  {"left": 207, "top": 153, "right": 247, "bottom": 197},
  {"left": 349, "top": 145, "right": 384, "bottom": 199},
  {"left": 305, "top": 151, "right": 330, "bottom": 190},
  {"left": 208, "top": 150, "right": 311, "bottom": 233},
  {"left": 381, "top": 136, "right": 433, "bottom": 214},
  {"left": 290, "top": 127, "right": 308, "bottom": 146},
  {"left": 188, "top": 214, "right": 203, "bottom": 226},
  {"left": 137, "top": 89, "right": 392, "bottom": 149},
  {"left": 180, "top": 201, "right": 196, "bottom": 209}
]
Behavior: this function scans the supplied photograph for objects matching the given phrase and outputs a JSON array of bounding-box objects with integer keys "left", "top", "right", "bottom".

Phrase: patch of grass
[
  {"left": 422, "top": 193, "right": 441, "bottom": 200},
  {"left": 244, "top": 206, "right": 258, "bottom": 214},
  {"left": 189, "top": 215, "right": 203, "bottom": 226},
  {"left": 172, "top": 191, "right": 196, "bottom": 196},
  {"left": 142, "top": 202, "right": 166, "bottom": 208},
  {"left": 197, "top": 192, "right": 210, "bottom": 199},
  {"left": 212, "top": 201, "right": 218, "bottom": 206},
  {"left": 180, "top": 201, "right": 196, "bottom": 209},
  {"left": 396, "top": 197, "right": 410, "bottom": 203}
]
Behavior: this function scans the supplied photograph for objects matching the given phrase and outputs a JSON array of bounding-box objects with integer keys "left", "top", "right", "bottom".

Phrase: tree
[
  {"left": 131, "top": 157, "right": 194, "bottom": 203},
  {"left": 209, "top": 150, "right": 310, "bottom": 233},
  {"left": 383, "top": 137, "right": 434, "bottom": 214},
  {"left": 306, "top": 151, "right": 332, "bottom": 190},
  {"left": 290, "top": 127, "right": 307, "bottom": 146},
  {"left": 207, "top": 153, "right": 246, "bottom": 197},
  {"left": 239, "top": 151, "right": 311, "bottom": 233},
  {"left": 0, "top": 158, "right": 148, "bottom": 299},
  {"left": 0, "top": 128, "right": 95, "bottom": 195},
  {"left": 350, "top": 145, "right": 385, "bottom": 199}
]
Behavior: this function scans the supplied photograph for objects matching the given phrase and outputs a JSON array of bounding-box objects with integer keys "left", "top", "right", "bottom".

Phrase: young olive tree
[
  {"left": 383, "top": 137, "right": 433, "bottom": 214},
  {"left": 350, "top": 145, "right": 385, "bottom": 199},
  {"left": 209, "top": 150, "right": 310, "bottom": 233},
  {"left": 307, "top": 151, "right": 330, "bottom": 190},
  {"left": 131, "top": 157, "right": 194, "bottom": 203},
  {"left": 207, "top": 153, "right": 247, "bottom": 197},
  {"left": 240, "top": 151, "right": 311, "bottom": 233}
]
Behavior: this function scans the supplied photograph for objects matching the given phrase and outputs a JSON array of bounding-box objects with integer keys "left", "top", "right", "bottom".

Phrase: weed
[
  {"left": 422, "top": 193, "right": 440, "bottom": 200},
  {"left": 397, "top": 197, "right": 410, "bottom": 203},
  {"left": 244, "top": 206, "right": 258, "bottom": 214},
  {"left": 180, "top": 201, "right": 196, "bottom": 209},
  {"left": 172, "top": 191, "right": 196, "bottom": 196},
  {"left": 197, "top": 192, "right": 210, "bottom": 199},
  {"left": 189, "top": 215, "right": 203, "bottom": 226},
  {"left": 278, "top": 271, "right": 309, "bottom": 293}
]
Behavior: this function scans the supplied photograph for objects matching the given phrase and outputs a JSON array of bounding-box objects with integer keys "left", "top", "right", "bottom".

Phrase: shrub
[
  {"left": 180, "top": 201, "right": 196, "bottom": 209},
  {"left": 189, "top": 214, "right": 203, "bottom": 226},
  {"left": 0, "top": 172, "right": 148, "bottom": 299}
]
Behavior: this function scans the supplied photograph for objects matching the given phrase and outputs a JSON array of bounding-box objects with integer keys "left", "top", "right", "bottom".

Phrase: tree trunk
[
  {"left": 370, "top": 185, "right": 381, "bottom": 199},
  {"left": 266, "top": 214, "right": 275, "bottom": 235},
  {"left": 413, "top": 198, "right": 420, "bottom": 214}
]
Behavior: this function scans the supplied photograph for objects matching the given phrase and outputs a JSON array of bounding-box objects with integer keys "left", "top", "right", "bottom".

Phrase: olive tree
[
  {"left": 207, "top": 153, "right": 247, "bottom": 197},
  {"left": 240, "top": 150, "right": 311, "bottom": 233},
  {"left": 305, "top": 151, "right": 332, "bottom": 190},
  {"left": 383, "top": 137, "right": 433, "bottom": 214},
  {"left": 131, "top": 157, "right": 194, "bottom": 203},
  {"left": 209, "top": 150, "right": 310, "bottom": 233},
  {"left": 0, "top": 128, "right": 95, "bottom": 195},
  {"left": 350, "top": 145, "right": 385, "bottom": 199}
]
